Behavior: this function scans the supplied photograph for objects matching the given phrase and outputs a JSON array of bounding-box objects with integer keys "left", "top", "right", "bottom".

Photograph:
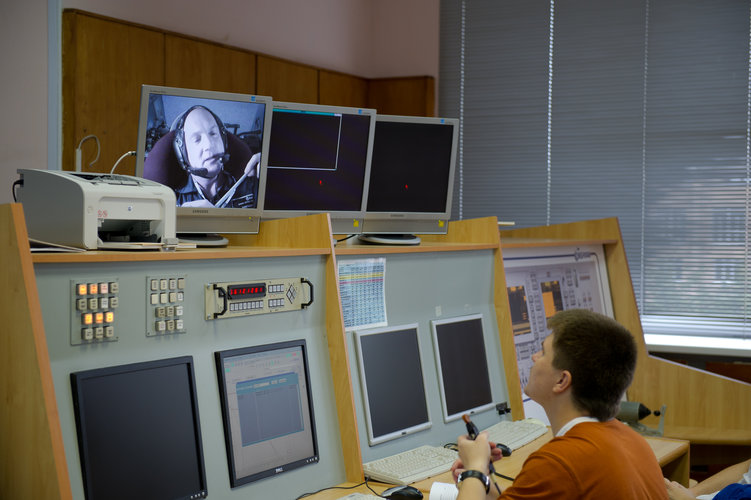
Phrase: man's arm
[{"left": 691, "top": 459, "right": 751, "bottom": 496}]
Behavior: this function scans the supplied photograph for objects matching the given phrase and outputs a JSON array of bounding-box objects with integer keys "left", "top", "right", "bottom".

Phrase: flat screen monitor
[
  {"left": 263, "top": 101, "right": 376, "bottom": 234},
  {"left": 354, "top": 324, "right": 431, "bottom": 446},
  {"left": 431, "top": 314, "right": 494, "bottom": 423},
  {"left": 70, "top": 356, "right": 207, "bottom": 500},
  {"left": 215, "top": 339, "right": 319, "bottom": 487},
  {"left": 135, "top": 85, "right": 272, "bottom": 246},
  {"left": 360, "top": 115, "right": 459, "bottom": 245}
]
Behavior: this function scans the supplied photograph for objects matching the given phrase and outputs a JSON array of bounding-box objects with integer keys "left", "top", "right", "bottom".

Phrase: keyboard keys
[{"left": 363, "top": 445, "right": 458, "bottom": 485}]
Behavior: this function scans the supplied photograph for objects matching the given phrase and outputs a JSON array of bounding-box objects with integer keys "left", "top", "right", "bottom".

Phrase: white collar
[{"left": 555, "top": 416, "right": 599, "bottom": 437}]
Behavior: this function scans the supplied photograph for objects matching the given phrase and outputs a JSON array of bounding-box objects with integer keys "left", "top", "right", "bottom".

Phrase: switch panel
[
  {"left": 70, "top": 278, "right": 120, "bottom": 345},
  {"left": 145, "top": 275, "right": 187, "bottom": 337},
  {"left": 205, "top": 277, "right": 313, "bottom": 320}
]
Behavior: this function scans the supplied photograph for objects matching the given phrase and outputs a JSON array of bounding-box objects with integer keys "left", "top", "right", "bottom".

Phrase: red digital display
[{"left": 227, "top": 283, "right": 266, "bottom": 300}]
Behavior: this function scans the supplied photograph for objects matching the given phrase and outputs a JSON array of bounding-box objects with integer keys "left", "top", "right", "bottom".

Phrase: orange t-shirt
[{"left": 499, "top": 419, "right": 668, "bottom": 499}]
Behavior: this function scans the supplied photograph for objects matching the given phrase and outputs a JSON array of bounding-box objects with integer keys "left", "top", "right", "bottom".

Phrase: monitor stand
[
  {"left": 177, "top": 233, "right": 229, "bottom": 248},
  {"left": 357, "top": 234, "right": 421, "bottom": 246}
]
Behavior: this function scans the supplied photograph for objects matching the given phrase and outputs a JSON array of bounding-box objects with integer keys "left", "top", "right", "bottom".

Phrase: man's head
[
  {"left": 172, "top": 106, "right": 228, "bottom": 178},
  {"left": 531, "top": 309, "right": 637, "bottom": 421}
]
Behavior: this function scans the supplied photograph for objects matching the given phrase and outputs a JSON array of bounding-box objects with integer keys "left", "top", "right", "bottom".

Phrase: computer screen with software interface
[
  {"left": 215, "top": 340, "right": 319, "bottom": 488},
  {"left": 354, "top": 324, "right": 432, "bottom": 446},
  {"left": 431, "top": 314, "right": 495, "bottom": 423}
]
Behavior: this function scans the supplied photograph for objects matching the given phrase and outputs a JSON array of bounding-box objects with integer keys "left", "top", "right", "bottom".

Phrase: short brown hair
[{"left": 548, "top": 309, "right": 637, "bottom": 421}]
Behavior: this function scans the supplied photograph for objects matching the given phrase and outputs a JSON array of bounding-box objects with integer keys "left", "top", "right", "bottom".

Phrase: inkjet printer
[{"left": 17, "top": 169, "right": 178, "bottom": 250}]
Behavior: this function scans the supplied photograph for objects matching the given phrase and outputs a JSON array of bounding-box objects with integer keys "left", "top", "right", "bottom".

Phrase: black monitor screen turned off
[
  {"left": 355, "top": 324, "right": 432, "bottom": 446},
  {"left": 431, "top": 314, "right": 494, "bottom": 423},
  {"left": 70, "top": 357, "right": 207, "bottom": 500}
]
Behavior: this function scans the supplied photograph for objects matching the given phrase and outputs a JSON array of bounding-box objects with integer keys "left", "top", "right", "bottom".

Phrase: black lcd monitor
[
  {"left": 354, "top": 324, "right": 432, "bottom": 446},
  {"left": 215, "top": 340, "right": 319, "bottom": 487},
  {"left": 431, "top": 314, "right": 494, "bottom": 423},
  {"left": 135, "top": 85, "right": 273, "bottom": 246},
  {"left": 70, "top": 356, "right": 207, "bottom": 500},
  {"left": 263, "top": 101, "right": 376, "bottom": 234},
  {"left": 359, "top": 115, "right": 459, "bottom": 245}
]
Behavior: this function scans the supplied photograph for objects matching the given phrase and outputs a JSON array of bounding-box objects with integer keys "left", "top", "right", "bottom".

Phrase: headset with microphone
[{"left": 171, "top": 105, "right": 230, "bottom": 178}]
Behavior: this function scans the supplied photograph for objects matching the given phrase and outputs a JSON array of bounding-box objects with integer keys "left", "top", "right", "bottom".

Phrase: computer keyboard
[
  {"left": 362, "top": 445, "right": 458, "bottom": 485},
  {"left": 482, "top": 418, "right": 549, "bottom": 451}
]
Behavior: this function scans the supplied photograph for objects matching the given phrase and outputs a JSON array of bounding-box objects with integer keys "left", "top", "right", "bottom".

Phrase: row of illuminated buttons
[
  {"left": 268, "top": 284, "right": 285, "bottom": 293},
  {"left": 77, "top": 296, "right": 119, "bottom": 311},
  {"left": 77, "top": 282, "right": 119, "bottom": 296},
  {"left": 81, "top": 326, "right": 114, "bottom": 341},
  {"left": 150, "top": 278, "right": 185, "bottom": 291},
  {"left": 229, "top": 300, "right": 264, "bottom": 311},
  {"left": 150, "top": 291, "right": 184, "bottom": 305},
  {"left": 82, "top": 311, "right": 115, "bottom": 325},
  {"left": 154, "top": 319, "right": 185, "bottom": 333}
]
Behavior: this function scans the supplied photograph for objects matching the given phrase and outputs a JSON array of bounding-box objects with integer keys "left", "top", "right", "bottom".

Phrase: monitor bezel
[
  {"left": 70, "top": 356, "right": 207, "bottom": 500},
  {"left": 430, "top": 313, "right": 495, "bottom": 423},
  {"left": 134, "top": 84, "right": 273, "bottom": 235},
  {"left": 214, "top": 339, "right": 319, "bottom": 488},
  {"left": 361, "top": 114, "right": 459, "bottom": 235},
  {"left": 353, "top": 323, "right": 432, "bottom": 446},
  {"left": 262, "top": 101, "right": 376, "bottom": 235}
]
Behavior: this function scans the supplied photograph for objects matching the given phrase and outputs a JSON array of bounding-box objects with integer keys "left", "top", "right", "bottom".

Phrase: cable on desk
[
  {"left": 493, "top": 470, "right": 515, "bottom": 482},
  {"left": 295, "top": 478, "right": 383, "bottom": 499}
]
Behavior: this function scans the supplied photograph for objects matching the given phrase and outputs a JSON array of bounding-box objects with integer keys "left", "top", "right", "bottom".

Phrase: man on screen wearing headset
[{"left": 172, "top": 105, "right": 259, "bottom": 208}]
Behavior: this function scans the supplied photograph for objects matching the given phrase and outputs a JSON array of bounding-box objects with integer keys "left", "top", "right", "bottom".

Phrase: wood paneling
[
  {"left": 62, "top": 11, "right": 164, "bottom": 175},
  {"left": 165, "top": 35, "right": 256, "bottom": 94},
  {"left": 63, "top": 9, "right": 437, "bottom": 178},
  {"left": 0, "top": 204, "right": 71, "bottom": 500},
  {"left": 368, "top": 76, "right": 435, "bottom": 117},
  {"left": 319, "top": 70, "right": 369, "bottom": 108},
  {"left": 256, "top": 55, "right": 318, "bottom": 104}
]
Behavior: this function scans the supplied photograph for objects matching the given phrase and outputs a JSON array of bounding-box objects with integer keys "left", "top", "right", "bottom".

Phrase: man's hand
[{"left": 244, "top": 152, "right": 261, "bottom": 178}]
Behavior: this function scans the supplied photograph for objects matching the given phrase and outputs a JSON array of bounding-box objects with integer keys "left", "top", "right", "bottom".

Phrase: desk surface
[{"left": 302, "top": 431, "right": 689, "bottom": 500}]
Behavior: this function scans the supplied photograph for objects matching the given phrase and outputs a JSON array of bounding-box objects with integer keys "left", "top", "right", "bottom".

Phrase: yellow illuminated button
[
  {"left": 94, "top": 312, "right": 104, "bottom": 324},
  {"left": 77, "top": 283, "right": 88, "bottom": 296},
  {"left": 88, "top": 283, "right": 98, "bottom": 295},
  {"left": 105, "top": 311, "right": 114, "bottom": 323},
  {"left": 82, "top": 313, "right": 93, "bottom": 325}
]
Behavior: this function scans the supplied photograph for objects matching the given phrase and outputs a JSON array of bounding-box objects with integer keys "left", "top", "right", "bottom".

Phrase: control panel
[
  {"left": 145, "top": 275, "right": 187, "bottom": 337},
  {"left": 70, "top": 278, "right": 120, "bottom": 345},
  {"left": 205, "top": 277, "right": 313, "bottom": 320}
]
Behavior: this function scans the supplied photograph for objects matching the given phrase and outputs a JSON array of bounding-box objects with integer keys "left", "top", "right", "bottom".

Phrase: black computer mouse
[
  {"left": 496, "top": 443, "right": 512, "bottom": 457},
  {"left": 382, "top": 485, "right": 423, "bottom": 500}
]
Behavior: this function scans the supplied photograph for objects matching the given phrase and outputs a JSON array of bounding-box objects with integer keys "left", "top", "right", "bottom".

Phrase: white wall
[{"left": 0, "top": 0, "right": 439, "bottom": 204}]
